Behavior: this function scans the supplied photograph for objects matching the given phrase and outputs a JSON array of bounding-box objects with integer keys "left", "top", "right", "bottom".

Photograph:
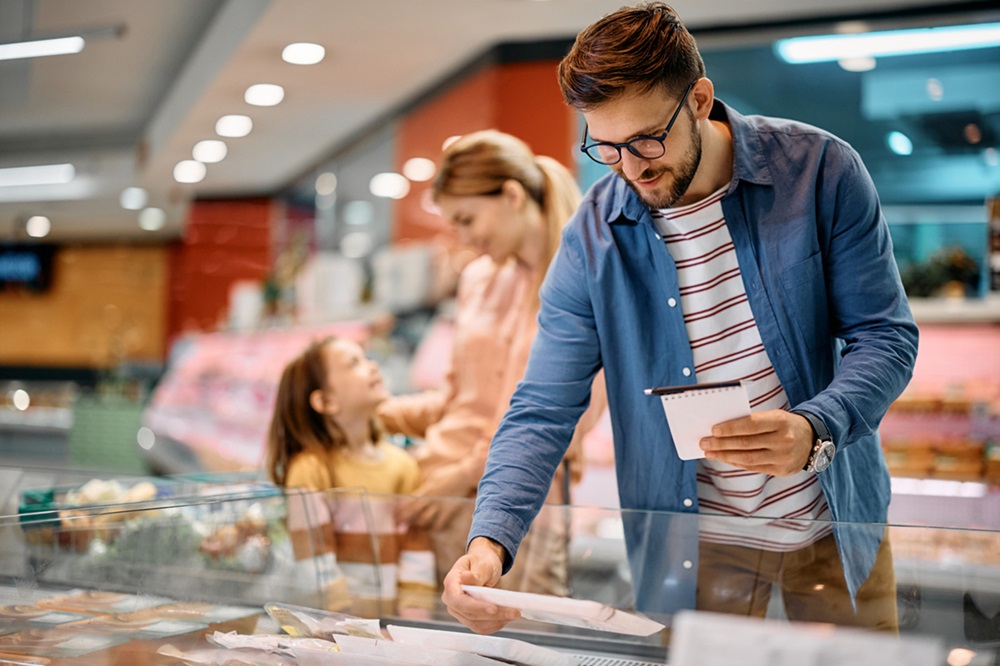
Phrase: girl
[{"left": 267, "top": 336, "right": 434, "bottom": 616}]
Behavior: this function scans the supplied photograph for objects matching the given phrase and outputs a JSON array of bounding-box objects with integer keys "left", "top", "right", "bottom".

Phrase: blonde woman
[{"left": 378, "top": 130, "right": 606, "bottom": 595}]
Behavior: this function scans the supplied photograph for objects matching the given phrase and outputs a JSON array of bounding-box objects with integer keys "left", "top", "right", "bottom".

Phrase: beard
[{"left": 620, "top": 115, "right": 702, "bottom": 210}]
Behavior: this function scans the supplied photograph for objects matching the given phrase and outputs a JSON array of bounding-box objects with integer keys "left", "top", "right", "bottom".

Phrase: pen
[{"left": 644, "top": 380, "right": 742, "bottom": 396}]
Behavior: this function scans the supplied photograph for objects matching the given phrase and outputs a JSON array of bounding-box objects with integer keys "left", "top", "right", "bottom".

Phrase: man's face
[{"left": 583, "top": 86, "right": 702, "bottom": 209}]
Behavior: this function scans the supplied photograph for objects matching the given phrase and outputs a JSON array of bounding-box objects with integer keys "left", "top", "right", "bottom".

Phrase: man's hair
[{"left": 558, "top": 2, "right": 706, "bottom": 110}]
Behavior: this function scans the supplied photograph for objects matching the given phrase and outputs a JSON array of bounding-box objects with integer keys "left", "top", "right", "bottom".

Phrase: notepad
[{"left": 651, "top": 381, "right": 751, "bottom": 460}]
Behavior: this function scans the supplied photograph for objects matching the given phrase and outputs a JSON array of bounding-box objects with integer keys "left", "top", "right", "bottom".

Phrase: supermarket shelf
[{"left": 908, "top": 295, "right": 1000, "bottom": 324}]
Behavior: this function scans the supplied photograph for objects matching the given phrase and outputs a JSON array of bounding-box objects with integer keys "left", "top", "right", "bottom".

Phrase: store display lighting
[
  {"left": 775, "top": 22, "right": 1000, "bottom": 64},
  {"left": 192, "top": 140, "right": 228, "bottom": 163},
  {"left": 25, "top": 215, "right": 51, "bottom": 238},
  {"left": 0, "top": 164, "right": 74, "bottom": 188},
  {"left": 0, "top": 36, "right": 84, "bottom": 61},
  {"left": 216, "top": 115, "right": 253, "bottom": 138},
  {"left": 282, "top": 42, "right": 325, "bottom": 65},
  {"left": 245, "top": 83, "right": 284, "bottom": 107}
]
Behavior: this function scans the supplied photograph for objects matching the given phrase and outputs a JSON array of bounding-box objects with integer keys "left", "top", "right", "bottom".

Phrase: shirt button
[
  {"left": 682, "top": 367, "right": 692, "bottom": 377},
  {"left": 683, "top": 498, "right": 693, "bottom": 507},
  {"left": 683, "top": 560, "right": 693, "bottom": 569},
  {"left": 668, "top": 298, "right": 677, "bottom": 307}
]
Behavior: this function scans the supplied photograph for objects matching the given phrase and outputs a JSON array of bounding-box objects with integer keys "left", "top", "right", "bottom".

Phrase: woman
[{"left": 378, "top": 130, "right": 606, "bottom": 595}]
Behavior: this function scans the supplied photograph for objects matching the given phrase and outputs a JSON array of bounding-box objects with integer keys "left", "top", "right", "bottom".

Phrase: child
[{"left": 266, "top": 336, "right": 435, "bottom": 616}]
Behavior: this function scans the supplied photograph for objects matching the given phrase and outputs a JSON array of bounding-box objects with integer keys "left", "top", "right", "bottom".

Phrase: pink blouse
[{"left": 379, "top": 255, "right": 604, "bottom": 496}]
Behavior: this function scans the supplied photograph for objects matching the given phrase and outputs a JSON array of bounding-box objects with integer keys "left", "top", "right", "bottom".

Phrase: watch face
[{"left": 813, "top": 441, "right": 835, "bottom": 473}]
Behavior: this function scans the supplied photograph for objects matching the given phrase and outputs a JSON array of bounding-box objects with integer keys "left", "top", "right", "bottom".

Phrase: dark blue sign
[{"left": 0, "top": 244, "right": 56, "bottom": 292}]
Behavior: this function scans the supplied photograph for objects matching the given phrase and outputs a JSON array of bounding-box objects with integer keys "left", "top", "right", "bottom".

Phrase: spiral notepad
[{"left": 652, "top": 381, "right": 751, "bottom": 460}]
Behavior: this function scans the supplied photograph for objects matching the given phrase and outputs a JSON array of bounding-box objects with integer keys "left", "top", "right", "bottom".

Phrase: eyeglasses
[{"left": 580, "top": 81, "right": 695, "bottom": 166}]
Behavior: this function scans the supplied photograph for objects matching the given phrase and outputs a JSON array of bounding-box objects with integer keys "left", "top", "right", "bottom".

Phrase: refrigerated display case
[{"left": 2, "top": 473, "right": 999, "bottom": 665}]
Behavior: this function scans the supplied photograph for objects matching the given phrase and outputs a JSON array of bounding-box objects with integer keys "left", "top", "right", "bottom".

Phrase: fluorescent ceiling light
[
  {"left": 0, "top": 36, "right": 84, "bottom": 61},
  {"left": 0, "top": 164, "right": 75, "bottom": 187},
  {"left": 775, "top": 22, "right": 1000, "bottom": 64}
]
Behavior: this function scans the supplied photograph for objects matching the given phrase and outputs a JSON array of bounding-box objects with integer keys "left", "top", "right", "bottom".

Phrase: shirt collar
[{"left": 607, "top": 99, "right": 773, "bottom": 225}]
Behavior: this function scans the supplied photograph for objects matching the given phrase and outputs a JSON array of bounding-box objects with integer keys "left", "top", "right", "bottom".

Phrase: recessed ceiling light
[
  {"left": 369, "top": 172, "right": 410, "bottom": 199},
  {"left": 0, "top": 164, "right": 75, "bottom": 187},
  {"left": 25, "top": 215, "right": 51, "bottom": 238},
  {"left": 402, "top": 157, "right": 436, "bottom": 182},
  {"left": 120, "top": 186, "right": 148, "bottom": 210},
  {"left": 315, "top": 172, "right": 338, "bottom": 196},
  {"left": 282, "top": 42, "right": 325, "bottom": 65},
  {"left": 216, "top": 114, "right": 252, "bottom": 138},
  {"left": 138, "top": 207, "right": 166, "bottom": 231},
  {"left": 245, "top": 83, "right": 284, "bottom": 107},
  {"left": 174, "top": 160, "right": 206, "bottom": 184},
  {"left": 193, "top": 140, "right": 228, "bottom": 163}
]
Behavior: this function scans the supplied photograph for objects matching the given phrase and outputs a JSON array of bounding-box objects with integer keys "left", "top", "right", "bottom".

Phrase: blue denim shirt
[{"left": 470, "top": 100, "right": 918, "bottom": 611}]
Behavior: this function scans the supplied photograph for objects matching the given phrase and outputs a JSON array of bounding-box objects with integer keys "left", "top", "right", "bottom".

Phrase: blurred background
[{"left": 1, "top": 0, "right": 999, "bottom": 510}]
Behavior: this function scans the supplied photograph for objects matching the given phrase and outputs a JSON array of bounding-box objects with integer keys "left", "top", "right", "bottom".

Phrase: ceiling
[{"left": 0, "top": 0, "right": 995, "bottom": 242}]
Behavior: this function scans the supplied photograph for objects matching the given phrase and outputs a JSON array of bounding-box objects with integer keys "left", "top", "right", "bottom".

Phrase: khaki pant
[{"left": 696, "top": 529, "right": 898, "bottom": 632}]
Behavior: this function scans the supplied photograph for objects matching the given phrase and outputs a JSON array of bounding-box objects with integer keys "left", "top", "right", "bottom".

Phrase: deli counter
[{"left": 1, "top": 468, "right": 998, "bottom": 665}]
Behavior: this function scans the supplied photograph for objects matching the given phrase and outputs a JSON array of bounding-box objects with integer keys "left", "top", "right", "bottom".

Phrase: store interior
[{"left": 2, "top": 0, "right": 1000, "bottom": 664}]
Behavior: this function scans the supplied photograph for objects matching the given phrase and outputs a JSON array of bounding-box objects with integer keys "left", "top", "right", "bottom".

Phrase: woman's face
[
  {"left": 317, "top": 339, "right": 387, "bottom": 417},
  {"left": 436, "top": 187, "right": 528, "bottom": 265}
]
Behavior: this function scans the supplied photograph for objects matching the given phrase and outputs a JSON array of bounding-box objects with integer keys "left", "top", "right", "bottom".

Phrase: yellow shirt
[{"left": 285, "top": 440, "right": 420, "bottom": 495}]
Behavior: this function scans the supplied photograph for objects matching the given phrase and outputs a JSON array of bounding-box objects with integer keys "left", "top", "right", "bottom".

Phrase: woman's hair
[
  {"left": 266, "top": 336, "right": 379, "bottom": 486},
  {"left": 558, "top": 2, "right": 705, "bottom": 110},
  {"left": 432, "top": 129, "right": 582, "bottom": 296}
]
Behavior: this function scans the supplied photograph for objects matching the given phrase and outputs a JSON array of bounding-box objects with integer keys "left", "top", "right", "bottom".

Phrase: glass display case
[{"left": 2, "top": 472, "right": 999, "bottom": 665}]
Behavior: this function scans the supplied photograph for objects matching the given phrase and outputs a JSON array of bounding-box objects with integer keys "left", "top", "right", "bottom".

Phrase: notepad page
[{"left": 659, "top": 383, "right": 751, "bottom": 460}]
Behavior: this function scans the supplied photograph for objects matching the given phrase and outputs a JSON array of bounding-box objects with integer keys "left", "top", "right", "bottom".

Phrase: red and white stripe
[{"left": 653, "top": 187, "right": 831, "bottom": 550}]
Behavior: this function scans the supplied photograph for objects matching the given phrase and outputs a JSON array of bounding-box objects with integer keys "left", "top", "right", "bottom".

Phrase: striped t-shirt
[{"left": 652, "top": 186, "right": 831, "bottom": 550}]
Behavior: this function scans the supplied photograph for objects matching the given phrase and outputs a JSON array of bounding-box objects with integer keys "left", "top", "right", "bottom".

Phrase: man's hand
[
  {"left": 699, "top": 409, "right": 814, "bottom": 475},
  {"left": 441, "top": 537, "right": 520, "bottom": 634}
]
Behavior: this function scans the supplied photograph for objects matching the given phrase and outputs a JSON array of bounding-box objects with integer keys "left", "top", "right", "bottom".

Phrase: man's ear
[
  {"left": 500, "top": 179, "right": 527, "bottom": 210},
  {"left": 309, "top": 389, "right": 339, "bottom": 415},
  {"left": 690, "top": 77, "right": 715, "bottom": 121}
]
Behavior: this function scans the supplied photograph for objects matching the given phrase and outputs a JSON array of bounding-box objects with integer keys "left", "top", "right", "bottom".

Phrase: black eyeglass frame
[{"left": 580, "top": 81, "right": 696, "bottom": 166}]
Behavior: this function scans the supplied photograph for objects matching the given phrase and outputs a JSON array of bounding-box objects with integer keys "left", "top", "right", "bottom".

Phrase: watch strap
[
  {"left": 791, "top": 409, "right": 833, "bottom": 473},
  {"left": 791, "top": 409, "right": 831, "bottom": 444}
]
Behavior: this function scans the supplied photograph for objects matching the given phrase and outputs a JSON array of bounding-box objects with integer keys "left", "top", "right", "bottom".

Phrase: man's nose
[{"left": 619, "top": 150, "right": 650, "bottom": 180}]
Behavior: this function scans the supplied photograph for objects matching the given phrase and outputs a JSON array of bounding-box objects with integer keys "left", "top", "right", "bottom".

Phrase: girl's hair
[
  {"left": 266, "top": 336, "right": 380, "bottom": 486},
  {"left": 558, "top": 2, "right": 705, "bottom": 110},
  {"left": 432, "top": 129, "right": 582, "bottom": 297}
]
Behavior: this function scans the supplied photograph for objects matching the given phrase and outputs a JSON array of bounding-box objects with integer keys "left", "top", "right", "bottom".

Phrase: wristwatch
[{"left": 792, "top": 409, "right": 835, "bottom": 473}]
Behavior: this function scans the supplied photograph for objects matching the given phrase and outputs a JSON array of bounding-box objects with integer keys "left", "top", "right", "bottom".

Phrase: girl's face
[
  {"left": 437, "top": 183, "right": 530, "bottom": 265},
  {"left": 315, "top": 339, "right": 387, "bottom": 417}
]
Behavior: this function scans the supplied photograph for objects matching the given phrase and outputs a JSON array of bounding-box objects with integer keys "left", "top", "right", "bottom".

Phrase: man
[{"left": 442, "top": 2, "right": 917, "bottom": 634}]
